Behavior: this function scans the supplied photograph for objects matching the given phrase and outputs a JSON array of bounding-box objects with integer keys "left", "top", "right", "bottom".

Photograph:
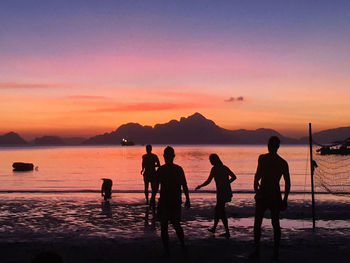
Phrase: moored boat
[
  {"left": 317, "top": 138, "right": 350, "bottom": 155},
  {"left": 13, "top": 162, "right": 34, "bottom": 171},
  {"left": 121, "top": 138, "right": 135, "bottom": 146}
]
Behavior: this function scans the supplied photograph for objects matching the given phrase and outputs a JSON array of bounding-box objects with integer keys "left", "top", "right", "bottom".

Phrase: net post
[{"left": 309, "top": 123, "right": 316, "bottom": 228}]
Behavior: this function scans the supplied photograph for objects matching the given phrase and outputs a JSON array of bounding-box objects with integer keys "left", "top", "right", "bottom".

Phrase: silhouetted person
[
  {"left": 195, "top": 154, "right": 236, "bottom": 238},
  {"left": 141, "top": 144, "right": 160, "bottom": 205},
  {"left": 154, "top": 146, "right": 190, "bottom": 257},
  {"left": 252, "top": 136, "right": 291, "bottom": 261},
  {"left": 101, "top": 178, "right": 113, "bottom": 201}
]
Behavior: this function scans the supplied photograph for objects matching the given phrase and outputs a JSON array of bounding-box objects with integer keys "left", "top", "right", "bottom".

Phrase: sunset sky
[{"left": 1, "top": 0, "right": 350, "bottom": 139}]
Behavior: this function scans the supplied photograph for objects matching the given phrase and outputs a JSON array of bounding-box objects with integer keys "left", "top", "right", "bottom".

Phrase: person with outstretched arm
[{"left": 195, "top": 153, "right": 236, "bottom": 238}]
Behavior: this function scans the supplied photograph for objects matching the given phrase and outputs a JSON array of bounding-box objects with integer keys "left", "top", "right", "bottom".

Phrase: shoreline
[
  {"left": 0, "top": 194, "right": 349, "bottom": 262},
  {"left": 0, "top": 143, "right": 310, "bottom": 148},
  {"left": 1, "top": 193, "right": 350, "bottom": 220},
  {"left": 1, "top": 189, "right": 346, "bottom": 194}
]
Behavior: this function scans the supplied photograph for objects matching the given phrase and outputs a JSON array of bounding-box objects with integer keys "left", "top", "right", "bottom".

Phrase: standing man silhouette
[
  {"left": 155, "top": 146, "right": 190, "bottom": 257},
  {"left": 141, "top": 145, "right": 160, "bottom": 205},
  {"left": 252, "top": 136, "right": 291, "bottom": 261}
]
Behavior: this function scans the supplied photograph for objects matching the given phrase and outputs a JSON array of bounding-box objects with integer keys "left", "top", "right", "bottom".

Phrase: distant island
[
  {"left": 83, "top": 112, "right": 299, "bottom": 145},
  {"left": 0, "top": 112, "right": 349, "bottom": 146},
  {"left": 0, "top": 133, "right": 86, "bottom": 146}
]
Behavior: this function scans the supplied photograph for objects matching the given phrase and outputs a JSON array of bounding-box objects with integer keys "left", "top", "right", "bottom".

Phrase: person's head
[
  {"left": 146, "top": 144, "right": 152, "bottom": 154},
  {"left": 209, "top": 153, "right": 223, "bottom": 166},
  {"left": 163, "top": 146, "right": 175, "bottom": 164},
  {"left": 268, "top": 136, "right": 280, "bottom": 153}
]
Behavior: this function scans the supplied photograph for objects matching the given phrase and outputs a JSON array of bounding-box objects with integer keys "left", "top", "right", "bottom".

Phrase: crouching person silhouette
[
  {"left": 154, "top": 146, "right": 190, "bottom": 258},
  {"left": 101, "top": 178, "right": 113, "bottom": 201},
  {"left": 251, "top": 136, "right": 291, "bottom": 261}
]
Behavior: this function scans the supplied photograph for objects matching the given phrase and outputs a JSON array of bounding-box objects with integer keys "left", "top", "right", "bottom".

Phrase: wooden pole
[{"left": 309, "top": 123, "right": 316, "bottom": 228}]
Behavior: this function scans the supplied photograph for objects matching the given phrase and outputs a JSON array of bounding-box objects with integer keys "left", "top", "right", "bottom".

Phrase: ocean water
[
  {"left": 0, "top": 145, "right": 312, "bottom": 192},
  {"left": 1, "top": 145, "right": 350, "bottom": 242}
]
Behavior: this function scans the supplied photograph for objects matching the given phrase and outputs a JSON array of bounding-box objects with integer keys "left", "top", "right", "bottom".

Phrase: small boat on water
[
  {"left": 317, "top": 138, "right": 350, "bottom": 155},
  {"left": 121, "top": 138, "right": 135, "bottom": 146},
  {"left": 13, "top": 162, "right": 34, "bottom": 171}
]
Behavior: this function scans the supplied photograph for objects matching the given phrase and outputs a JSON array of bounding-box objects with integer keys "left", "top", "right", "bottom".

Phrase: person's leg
[
  {"left": 271, "top": 208, "right": 281, "bottom": 259},
  {"left": 161, "top": 218, "right": 170, "bottom": 255},
  {"left": 220, "top": 203, "right": 230, "bottom": 237},
  {"left": 171, "top": 218, "right": 188, "bottom": 258},
  {"left": 209, "top": 204, "right": 220, "bottom": 233},
  {"left": 252, "top": 201, "right": 265, "bottom": 257},
  {"left": 105, "top": 181, "right": 112, "bottom": 200},
  {"left": 150, "top": 178, "right": 157, "bottom": 207},
  {"left": 171, "top": 219, "right": 185, "bottom": 246},
  {"left": 143, "top": 176, "right": 149, "bottom": 204},
  {"left": 105, "top": 189, "right": 111, "bottom": 200}
]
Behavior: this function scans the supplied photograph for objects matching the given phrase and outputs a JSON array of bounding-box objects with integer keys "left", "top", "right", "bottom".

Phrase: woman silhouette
[{"left": 195, "top": 154, "right": 237, "bottom": 238}]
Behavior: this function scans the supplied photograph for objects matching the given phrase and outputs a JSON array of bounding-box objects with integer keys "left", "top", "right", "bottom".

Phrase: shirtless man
[
  {"left": 252, "top": 136, "right": 291, "bottom": 260},
  {"left": 141, "top": 145, "right": 160, "bottom": 205},
  {"left": 154, "top": 146, "right": 190, "bottom": 257}
]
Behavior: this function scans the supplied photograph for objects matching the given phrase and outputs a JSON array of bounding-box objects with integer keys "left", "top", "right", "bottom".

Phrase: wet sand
[{"left": 0, "top": 193, "right": 349, "bottom": 262}]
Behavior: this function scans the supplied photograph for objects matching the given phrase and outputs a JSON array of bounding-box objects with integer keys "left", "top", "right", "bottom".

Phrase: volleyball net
[{"left": 312, "top": 137, "right": 350, "bottom": 195}]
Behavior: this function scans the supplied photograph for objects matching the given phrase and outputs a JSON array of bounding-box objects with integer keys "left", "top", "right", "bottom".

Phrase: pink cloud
[{"left": 225, "top": 96, "right": 244, "bottom": 102}]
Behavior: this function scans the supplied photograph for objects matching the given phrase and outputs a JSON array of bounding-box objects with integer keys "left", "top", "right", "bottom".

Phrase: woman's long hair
[{"left": 209, "top": 153, "right": 223, "bottom": 166}]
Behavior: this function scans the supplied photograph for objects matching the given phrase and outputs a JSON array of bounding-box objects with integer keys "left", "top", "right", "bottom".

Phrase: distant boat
[
  {"left": 317, "top": 138, "right": 350, "bottom": 155},
  {"left": 121, "top": 138, "right": 135, "bottom": 146},
  {"left": 13, "top": 162, "right": 34, "bottom": 171}
]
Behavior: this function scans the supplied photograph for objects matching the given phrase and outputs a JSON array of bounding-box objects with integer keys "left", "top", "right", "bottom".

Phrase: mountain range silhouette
[
  {"left": 1, "top": 113, "right": 349, "bottom": 146},
  {"left": 83, "top": 112, "right": 298, "bottom": 145}
]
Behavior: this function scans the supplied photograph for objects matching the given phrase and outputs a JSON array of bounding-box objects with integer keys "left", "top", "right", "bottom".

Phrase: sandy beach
[{"left": 0, "top": 193, "right": 349, "bottom": 263}]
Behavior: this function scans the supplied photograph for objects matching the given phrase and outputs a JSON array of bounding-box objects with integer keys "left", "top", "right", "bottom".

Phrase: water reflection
[
  {"left": 143, "top": 206, "right": 156, "bottom": 232},
  {"left": 101, "top": 201, "right": 112, "bottom": 218},
  {"left": 0, "top": 145, "right": 315, "bottom": 192}
]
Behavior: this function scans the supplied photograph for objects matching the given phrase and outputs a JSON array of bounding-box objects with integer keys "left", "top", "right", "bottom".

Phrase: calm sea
[{"left": 0, "top": 145, "right": 312, "bottom": 193}]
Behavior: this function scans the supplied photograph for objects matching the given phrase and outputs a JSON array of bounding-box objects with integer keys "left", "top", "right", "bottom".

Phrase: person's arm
[
  {"left": 155, "top": 155, "right": 160, "bottom": 168},
  {"left": 181, "top": 168, "right": 190, "bottom": 208},
  {"left": 154, "top": 167, "right": 161, "bottom": 198},
  {"left": 183, "top": 182, "right": 190, "bottom": 208},
  {"left": 195, "top": 170, "right": 214, "bottom": 190},
  {"left": 283, "top": 162, "right": 291, "bottom": 202},
  {"left": 227, "top": 166, "right": 237, "bottom": 183},
  {"left": 141, "top": 156, "right": 145, "bottom": 175},
  {"left": 254, "top": 156, "right": 262, "bottom": 193},
  {"left": 101, "top": 184, "right": 104, "bottom": 197}
]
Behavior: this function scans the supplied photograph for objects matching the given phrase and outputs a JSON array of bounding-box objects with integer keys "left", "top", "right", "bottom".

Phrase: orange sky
[
  {"left": 1, "top": 1, "right": 350, "bottom": 139},
  {"left": 1, "top": 80, "right": 349, "bottom": 140}
]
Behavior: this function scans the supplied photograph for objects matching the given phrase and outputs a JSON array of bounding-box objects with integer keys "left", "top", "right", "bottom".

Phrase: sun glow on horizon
[{"left": 1, "top": 1, "right": 350, "bottom": 140}]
